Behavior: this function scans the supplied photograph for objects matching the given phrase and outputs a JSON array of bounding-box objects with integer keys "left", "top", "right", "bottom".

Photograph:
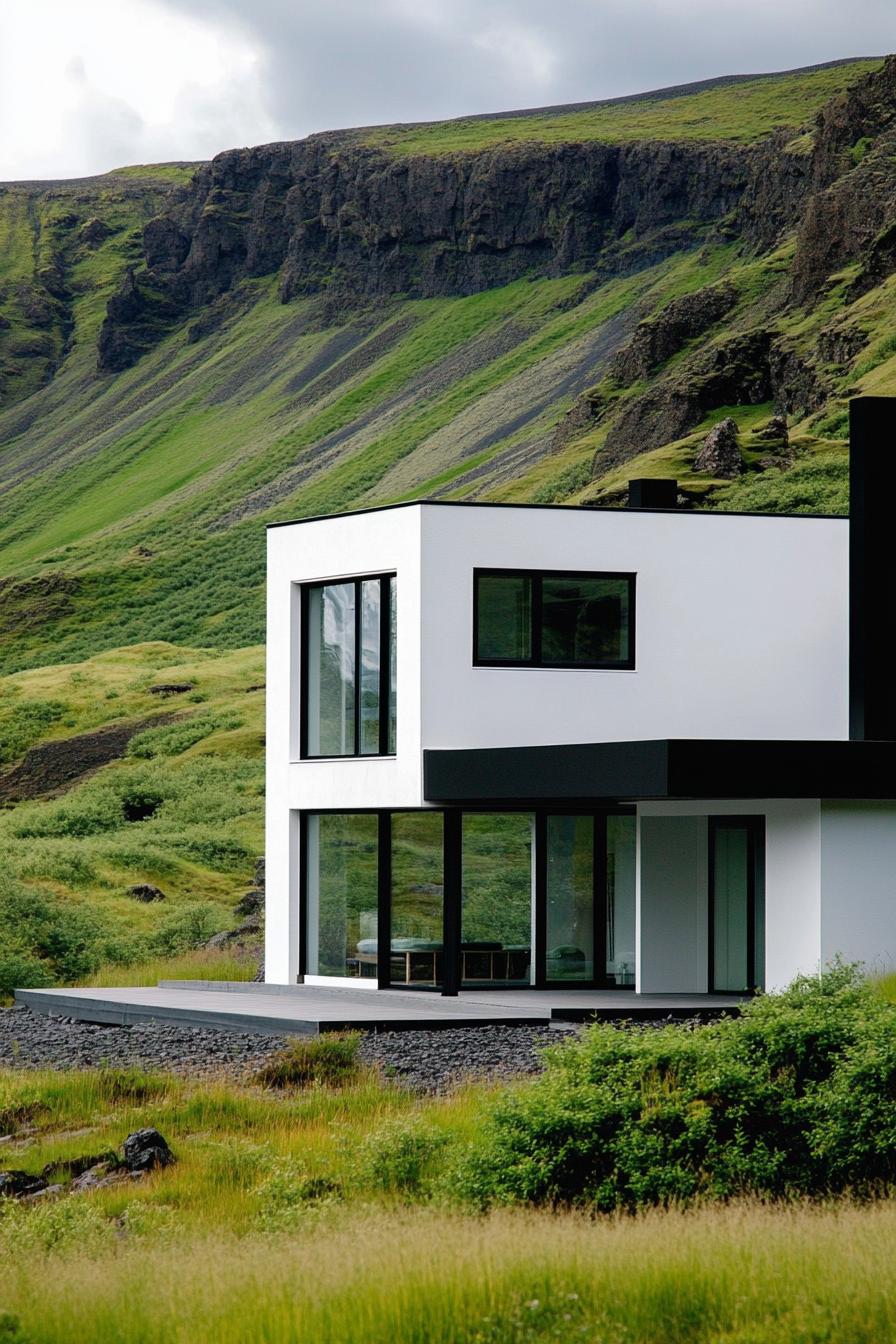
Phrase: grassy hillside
[
  {"left": 1, "top": 55, "right": 895, "bottom": 986},
  {"left": 364, "top": 59, "right": 883, "bottom": 153}
]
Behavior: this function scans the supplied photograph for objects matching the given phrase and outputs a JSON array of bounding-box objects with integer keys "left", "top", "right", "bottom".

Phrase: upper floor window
[
  {"left": 474, "top": 568, "right": 634, "bottom": 669},
  {"left": 302, "top": 574, "right": 396, "bottom": 758}
]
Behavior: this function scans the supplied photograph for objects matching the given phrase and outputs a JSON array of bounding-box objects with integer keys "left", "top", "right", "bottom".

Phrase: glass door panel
[
  {"left": 606, "top": 814, "right": 636, "bottom": 986},
  {"left": 711, "top": 820, "right": 764, "bottom": 992},
  {"left": 461, "top": 813, "right": 533, "bottom": 987},
  {"left": 545, "top": 815, "right": 594, "bottom": 983},
  {"left": 305, "top": 813, "right": 379, "bottom": 978},
  {"left": 390, "top": 812, "right": 444, "bottom": 988}
]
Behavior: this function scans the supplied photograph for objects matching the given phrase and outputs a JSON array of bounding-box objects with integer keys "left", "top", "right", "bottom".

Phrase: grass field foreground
[{"left": 1, "top": 1196, "right": 895, "bottom": 1342}]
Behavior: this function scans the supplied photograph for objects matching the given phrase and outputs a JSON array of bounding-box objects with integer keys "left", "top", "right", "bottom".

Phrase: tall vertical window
[
  {"left": 303, "top": 574, "right": 396, "bottom": 758},
  {"left": 709, "top": 818, "right": 765, "bottom": 993},
  {"left": 474, "top": 569, "right": 634, "bottom": 668}
]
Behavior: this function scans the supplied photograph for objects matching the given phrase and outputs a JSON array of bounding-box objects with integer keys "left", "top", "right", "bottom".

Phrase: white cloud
[
  {"left": 0, "top": 0, "right": 891, "bottom": 180},
  {"left": 0, "top": 0, "right": 276, "bottom": 179}
]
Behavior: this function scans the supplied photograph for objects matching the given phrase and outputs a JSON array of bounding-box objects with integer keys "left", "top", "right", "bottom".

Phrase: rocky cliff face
[{"left": 98, "top": 136, "right": 759, "bottom": 371}]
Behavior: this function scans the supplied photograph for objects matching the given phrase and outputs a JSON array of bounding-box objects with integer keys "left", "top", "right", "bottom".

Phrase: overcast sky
[{"left": 0, "top": 0, "right": 892, "bottom": 180}]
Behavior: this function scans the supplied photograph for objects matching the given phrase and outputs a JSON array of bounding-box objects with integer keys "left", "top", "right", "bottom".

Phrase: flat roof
[
  {"left": 267, "top": 499, "right": 846, "bottom": 529},
  {"left": 423, "top": 739, "right": 896, "bottom": 804}
]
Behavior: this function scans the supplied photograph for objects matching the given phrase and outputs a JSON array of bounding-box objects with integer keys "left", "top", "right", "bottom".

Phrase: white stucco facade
[{"left": 264, "top": 499, "right": 893, "bottom": 992}]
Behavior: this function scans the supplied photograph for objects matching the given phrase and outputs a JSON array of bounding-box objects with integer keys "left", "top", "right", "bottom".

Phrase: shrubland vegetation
[
  {"left": 3, "top": 969, "right": 896, "bottom": 1340},
  {"left": 0, "top": 644, "right": 264, "bottom": 995}
]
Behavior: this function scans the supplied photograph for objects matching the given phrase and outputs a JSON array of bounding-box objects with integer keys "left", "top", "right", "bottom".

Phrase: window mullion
[
  {"left": 532, "top": 573, "right": 543, "bottom": 666},
  {"left": 379, "top": 576, "right": 390, "bottom": 757},
  {"left": 353, "top": 579, "right": 361, "bottom": 757}
]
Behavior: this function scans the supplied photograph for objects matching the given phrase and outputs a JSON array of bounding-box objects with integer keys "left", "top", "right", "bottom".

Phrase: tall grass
[
  {"left": 73, "top": 947, "right": 259, "bottom": 988},
  {"left": 2, "top": 1201, "right": 895, "bottom": 1343}
]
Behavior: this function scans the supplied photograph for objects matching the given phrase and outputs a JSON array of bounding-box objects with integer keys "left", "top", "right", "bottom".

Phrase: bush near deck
[{"left": 456, "top": 964, "right": 896, "bottom": 1209}]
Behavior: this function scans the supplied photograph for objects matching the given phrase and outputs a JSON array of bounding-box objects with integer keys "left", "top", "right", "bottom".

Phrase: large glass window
[
  {"left": 461, "top": 813, "right": 533, "bottom": 986},
  {"left": 305, "top": 813, "right": 379, "bottom": 978},
  {"left": 545, "top": 815, "right": 594, "bottom": 982},
  {"left": 390, "top": 812, "right": 444, "bottom": 987},
  {"left": 302, "top": 807, "right": 635, "bottom": 991},
  {"left": 474, "top": 569, "right": 634, "bottom": 669},
  {"left": 303, "top": 574, "right": 396, "bottom": 758}
]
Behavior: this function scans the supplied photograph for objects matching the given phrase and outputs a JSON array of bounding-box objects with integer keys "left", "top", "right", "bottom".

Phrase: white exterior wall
[
  {"left": 638, "top": 815, "right": 708, "bottom": 992},
  {"left": 821, "top": 803, "right": 896, "bottom": 977},
  {"left": 264, "top": 507, "right": 426, "bottom": 982},
  {"left": 637, "top": 800, "right": 823, "bottom": 993},
  {"left": 420, "top": 504, "right": 848, "bottom": 749}
]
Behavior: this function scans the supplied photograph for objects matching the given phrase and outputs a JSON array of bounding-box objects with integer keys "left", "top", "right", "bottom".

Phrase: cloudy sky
[{"left": 0, "top": 0, "right": 892, "bottom": 180}]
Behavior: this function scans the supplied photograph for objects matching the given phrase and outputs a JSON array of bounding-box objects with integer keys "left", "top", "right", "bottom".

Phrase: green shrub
[
  {"left": 0, "top": 879, "right": 109, "bottom": 982},
  {"left": 127, "top": 711, "right": 242, "bottom": 759},
  {"left": 0, "top": 1312, "right": 25, "bottom": 1343},
  {"left": 0, "top": 697, "right": 67, "bottom": 765},
  {"left": 149, "top": 902, "right": 224, "bottom": 956},
  {"left": 254, "top": 1033, "right": 363, "bottom": 1089},
  {"left": 362, "top": 1117, "right": 447, "bottom": 1195},
  {"left": 455, "top": 964, "right": 896, "bottom": 1211},
  {"left": 0, "top": 947, "right": 53, "bottom": 998},
  {"left": 255, "top": 1160, "right": 342, "bottom": 1229},
  {"left": 172, "top": 833, "right": 252, "bottom": 869}
]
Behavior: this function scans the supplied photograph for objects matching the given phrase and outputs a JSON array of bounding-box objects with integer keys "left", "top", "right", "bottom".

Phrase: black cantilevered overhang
[{"left": 423, "top": 739, "right": 896, "bottom": 804}]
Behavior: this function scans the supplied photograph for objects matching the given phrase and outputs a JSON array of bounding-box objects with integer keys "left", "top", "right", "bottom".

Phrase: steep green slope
[{"left": 1, "top": 58, "right": 894, "bottom": 678}]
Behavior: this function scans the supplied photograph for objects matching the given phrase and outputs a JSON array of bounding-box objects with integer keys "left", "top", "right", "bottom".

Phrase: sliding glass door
[
  {"left": 389, "top": 811, "right": 445, "bottom": 988},
  {"left": 461, "top": 813, "right": 533, "bottom": 987},
  {"left": 302, "top": 808, "right": 635, "bottom": 993}
]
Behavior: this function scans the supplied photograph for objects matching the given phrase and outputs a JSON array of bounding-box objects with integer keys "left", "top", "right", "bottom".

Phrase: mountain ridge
[{"left": 0, "top": 55, "right": 894, "bottom": 679}]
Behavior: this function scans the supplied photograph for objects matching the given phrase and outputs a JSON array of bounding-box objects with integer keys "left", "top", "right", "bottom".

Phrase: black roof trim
[
  {"left": 423, "top": 739, "right": 896, "bottom": 804},
  {"left": 266, "top": 499, "right": 846, "bottom": 530}
]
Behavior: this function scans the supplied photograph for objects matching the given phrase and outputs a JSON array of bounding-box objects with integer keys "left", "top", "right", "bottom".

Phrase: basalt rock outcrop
[
  {"left": 97, "top": 136, "right": 759, "bottom": 372},
  {"left": 609, "top": 282, "right": 738, "bottom": 386},
  {"left": 694, "top": 417, "right": 744, "bottom": 477}
]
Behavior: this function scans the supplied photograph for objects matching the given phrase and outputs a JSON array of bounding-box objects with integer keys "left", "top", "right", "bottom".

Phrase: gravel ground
[
  {"left": 0, "top": 1005, "right": 574, "bottom": 1090},
  {"left": 357, "top": 1023, "right": 575, "bottom": 1092},
  {"left": 0, "top": 1005, "right": 288, "bottom": 1081}
]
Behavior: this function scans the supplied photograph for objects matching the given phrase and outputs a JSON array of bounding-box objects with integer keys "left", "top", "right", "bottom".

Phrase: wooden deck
[{"left": 14, "top": 982, "right": 748, "bottom": 1036}]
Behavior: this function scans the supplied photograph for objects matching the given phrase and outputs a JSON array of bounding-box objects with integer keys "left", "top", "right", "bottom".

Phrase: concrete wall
[
  {"left": 420, "top": 504, "right": 848, "bottom": 750},
  {"left": 265, "top": 507, "right": 425, "bottom": 982},
  {"left": 821, "top": 803, "right": 896, "bottom": 976}
]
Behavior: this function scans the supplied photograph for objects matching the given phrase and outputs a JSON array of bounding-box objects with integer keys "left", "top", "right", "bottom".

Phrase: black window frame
[
  {"left": 300, "top": 572, "right": 396, "bottom": 760},
  {"left": 472, "top": 567, "right": 636, "bottom": 670}
]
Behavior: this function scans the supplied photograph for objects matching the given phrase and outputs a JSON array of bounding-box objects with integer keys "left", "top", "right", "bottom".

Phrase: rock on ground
[{"left": 694, "top": 416, "right": 744, "bottom": 477}]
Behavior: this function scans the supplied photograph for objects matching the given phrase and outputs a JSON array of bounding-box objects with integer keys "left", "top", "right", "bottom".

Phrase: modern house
[{"left": 264, "top": 397, "right": 896, "bottom": 999}]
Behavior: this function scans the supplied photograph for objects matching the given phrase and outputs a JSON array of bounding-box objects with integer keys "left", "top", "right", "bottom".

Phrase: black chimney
[
  {"left": 627, "top": 478, "right": 678, "bottom": 509},
  {"left": 849, "top": 398, "right": 896, "bottom": 740}
]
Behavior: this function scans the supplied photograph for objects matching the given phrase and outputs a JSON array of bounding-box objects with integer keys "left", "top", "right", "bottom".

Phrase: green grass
[
  {"left": 364, "top": 60, "right": 883, "bottom": 155},
  {"left": 0, "top": 645, "right": 265, "bottom": 992},
  {"left": 0, "top": 1061, "right": 895, "bottom": 1341},
  {"left": 73, "top": 947, "right": 259, "bottom": 989},
  {"left": 4, "top": 977, "right": 896, "bottom": 1338}
]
